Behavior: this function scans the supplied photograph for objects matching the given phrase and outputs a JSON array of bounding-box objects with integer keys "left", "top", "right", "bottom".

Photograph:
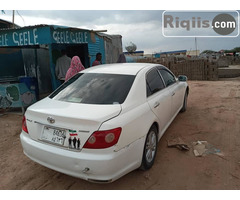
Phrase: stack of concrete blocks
[
  {"left": 137, "top": 58, "right": 218, "bottom": 81},
  {"left": 232, "top": 57, "right": 240, "bottom": 65},
  {"left": 205, "top": 61, "right": 218, "bottom": 81},
  {"left": 217, "top": 57, "right": 231, "bottom": 68},
  {"left": 168, "top": 60, "right": 206, "bottom": 80},
  {"left": 217, "top": 56, "right": 240, "bottom": 66}
]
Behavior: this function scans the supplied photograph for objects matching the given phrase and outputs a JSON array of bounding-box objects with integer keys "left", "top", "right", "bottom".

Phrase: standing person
[
  {"left": 117, "top": 53, "right": 126, "bottom": 63},
  {"left": 92, "top": 52, "right": 102, "bottom": 66},
  {"left": 65, "top": 56, "right": 85, "bottom": 82},
  {"left": 55, "top": 49, "right": 71, "bottom": 83}
]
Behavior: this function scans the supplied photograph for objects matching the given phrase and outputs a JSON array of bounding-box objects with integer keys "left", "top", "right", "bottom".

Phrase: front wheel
[{"left": 140, "top": 126, "right": 158, "bottom": 170}]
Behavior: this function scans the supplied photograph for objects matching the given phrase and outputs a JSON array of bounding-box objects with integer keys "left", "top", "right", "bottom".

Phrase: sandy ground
[{"left": 1, "top": 79, "right": 240, "bottom": 190}]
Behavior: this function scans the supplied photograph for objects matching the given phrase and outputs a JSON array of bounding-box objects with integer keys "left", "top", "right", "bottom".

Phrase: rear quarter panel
[
  {"left": 100, "top": 102, "right": 158, "bottom": 152},
  {"left": 100, "top": 66, "right": 160, "bottom": 151}
]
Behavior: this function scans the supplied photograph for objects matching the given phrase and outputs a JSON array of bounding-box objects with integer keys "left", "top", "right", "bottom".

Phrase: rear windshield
[{"left": 49, "top": 73, "right": 135, "bottom": 104}]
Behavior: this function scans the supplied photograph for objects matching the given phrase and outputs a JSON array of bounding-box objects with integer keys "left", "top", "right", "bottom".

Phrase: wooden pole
[
  {"left": 195, "top": 37, "right": 198, "bottom": 56},
  {"left": 12, "top": 10, "right": 15, "bottom": 28}
]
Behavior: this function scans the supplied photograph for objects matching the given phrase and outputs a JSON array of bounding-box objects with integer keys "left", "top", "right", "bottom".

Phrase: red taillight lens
[
  {"left": 22, "top": 116, "right": 28, "bottom": 133},
  {"left": 83, "top": 127, "right": 122, "bottom": 149}
]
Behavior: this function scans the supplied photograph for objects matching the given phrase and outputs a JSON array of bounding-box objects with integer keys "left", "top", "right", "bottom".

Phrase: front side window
[
  {"left": 146, "top": 68, "right": 165, "bottom": 97},
  {"left": 49, "top": 73, "right": 135, "bottom": 104},
  {"left": 159, "top": 70, "right": 176, "bottom": 87}
]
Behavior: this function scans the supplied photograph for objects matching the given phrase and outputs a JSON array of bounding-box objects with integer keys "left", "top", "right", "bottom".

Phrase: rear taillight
[
  {"left": 22, "top": 116, "right": 28, "bottom": 133},
  {"left": 83, "top": 127, "right": 122, "bottom": 149}
]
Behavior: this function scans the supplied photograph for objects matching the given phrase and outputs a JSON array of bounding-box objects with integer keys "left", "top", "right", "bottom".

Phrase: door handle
[
  {"left": 154, "top": 102, "right": 160, "bottom": 108},
  {"left": 172, "top": 92, "right": 175, "bottom": 96}
]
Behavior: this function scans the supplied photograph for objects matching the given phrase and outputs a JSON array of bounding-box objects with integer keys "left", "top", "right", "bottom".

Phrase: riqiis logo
[{"left": 162, "top": 11, "right": 239, "bottom": 37}]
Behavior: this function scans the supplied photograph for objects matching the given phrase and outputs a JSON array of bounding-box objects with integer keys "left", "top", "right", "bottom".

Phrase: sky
[{"left": 0, "top": 10, "right": 239, "bottom": 54}]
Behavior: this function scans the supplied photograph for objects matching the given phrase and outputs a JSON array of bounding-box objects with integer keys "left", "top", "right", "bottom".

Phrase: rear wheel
[
  {"left": 180, "top": 91, "right": 188, "bottom": 112},
  {"left": 140, "top": 126, "right": 158, "bottom": 170}
]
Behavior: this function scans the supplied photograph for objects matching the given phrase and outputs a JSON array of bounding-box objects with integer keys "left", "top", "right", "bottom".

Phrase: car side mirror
[{"left": 178, "top": 75, "right": 188, "bottom": 82}]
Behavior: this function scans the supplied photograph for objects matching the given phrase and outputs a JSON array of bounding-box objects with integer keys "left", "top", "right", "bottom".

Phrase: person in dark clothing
[
  {"left": 92, "top": 52, "right": 102, "bottom": 66},
  {"left": 117, "top": 53, "right": 126, "bottom": 63}
]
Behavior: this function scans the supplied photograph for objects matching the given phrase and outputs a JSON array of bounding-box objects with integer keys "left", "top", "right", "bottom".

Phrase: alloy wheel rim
[{"left": 145, "top": 131, "right": 157, "bottom": 163}]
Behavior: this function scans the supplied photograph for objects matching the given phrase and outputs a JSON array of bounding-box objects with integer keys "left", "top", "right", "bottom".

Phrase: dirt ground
[{"left": 1, "top": 79, "right": 240, "bottom": 190}]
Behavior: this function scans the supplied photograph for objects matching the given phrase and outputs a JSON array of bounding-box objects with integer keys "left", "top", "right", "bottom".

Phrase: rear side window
[
  {"left": 146, "top": 68, "right": 165, "bottom": 97},
  {"left": 159, "top": 70, "right": 176, "bottom": 87},
  {"left": 49, "top": 73, "right": 135, "bottom": 104}
]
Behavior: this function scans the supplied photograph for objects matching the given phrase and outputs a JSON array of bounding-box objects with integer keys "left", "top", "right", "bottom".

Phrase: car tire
[
  {"left": 140, "top": 125, "right": 158, "bottom": 170},
  {"left": 180, "top": 91, "right": 188, "bottom": 113}
]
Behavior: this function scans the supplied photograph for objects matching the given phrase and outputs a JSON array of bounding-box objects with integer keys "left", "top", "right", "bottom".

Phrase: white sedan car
[{"left": 20, "top": 63, "right": 189, "bottom": 183}]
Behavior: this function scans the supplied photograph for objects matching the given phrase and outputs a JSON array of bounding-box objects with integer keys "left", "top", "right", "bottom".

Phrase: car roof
[{"left": 82, "top": 63, "right": 163, "bottom": 75}]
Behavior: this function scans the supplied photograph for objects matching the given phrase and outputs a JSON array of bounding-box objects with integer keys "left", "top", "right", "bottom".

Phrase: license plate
[{"left": 41, "top": 127, "right": 66, "bottom": 146}]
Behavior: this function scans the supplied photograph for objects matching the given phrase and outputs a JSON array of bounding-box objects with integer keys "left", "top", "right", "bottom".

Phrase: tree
[
  {"left": 125, "top": 42, "right": 137, "bottom": 53},
  {"left": 232, "top": 47, "right": 240, "bottom": 52},
  {"left": 222, "top": 47, "right": 240, "bottom": 53}
]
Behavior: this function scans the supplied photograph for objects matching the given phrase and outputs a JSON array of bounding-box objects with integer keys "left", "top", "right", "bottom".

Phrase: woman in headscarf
[{"left": 65, "top": 56, "right": 85, "bottom": 82}]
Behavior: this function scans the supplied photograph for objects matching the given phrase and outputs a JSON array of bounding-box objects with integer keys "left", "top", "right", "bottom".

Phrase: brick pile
[{"left": 137, "top": 58, "right": 218, "bottom": 81}]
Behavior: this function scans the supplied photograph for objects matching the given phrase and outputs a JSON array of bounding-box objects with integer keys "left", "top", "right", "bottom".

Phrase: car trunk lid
[{"left": 25, "top": 97, "right": 122, "bottom": 151}]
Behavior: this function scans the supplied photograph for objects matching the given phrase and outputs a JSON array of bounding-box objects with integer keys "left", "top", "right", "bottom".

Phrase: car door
[
  {"left": 146, "top": 67, "right": 172, "bottom": 135},
  {"left": 158, "top": 69, "right": 182, "bottom": 117}
]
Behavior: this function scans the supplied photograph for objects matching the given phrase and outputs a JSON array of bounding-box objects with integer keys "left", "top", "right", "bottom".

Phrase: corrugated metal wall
[
  {"left": 104, "top": 36, "right": 122, "bottom": 63},
  {"left": 88, "top": 34, "right": 105, "bottom": 66},
  {"left": 22, "top": 48, "right": 52, "bottom": 94}
]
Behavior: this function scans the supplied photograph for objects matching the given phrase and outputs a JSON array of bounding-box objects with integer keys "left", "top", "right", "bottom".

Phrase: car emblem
[{"left": 47, "top": 116, "right": 55, "bottom": 124}]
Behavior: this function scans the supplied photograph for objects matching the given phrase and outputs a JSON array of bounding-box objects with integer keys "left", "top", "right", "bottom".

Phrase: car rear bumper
[{"left": 20, "top": 131, "right": 144, "bottom": 183}]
